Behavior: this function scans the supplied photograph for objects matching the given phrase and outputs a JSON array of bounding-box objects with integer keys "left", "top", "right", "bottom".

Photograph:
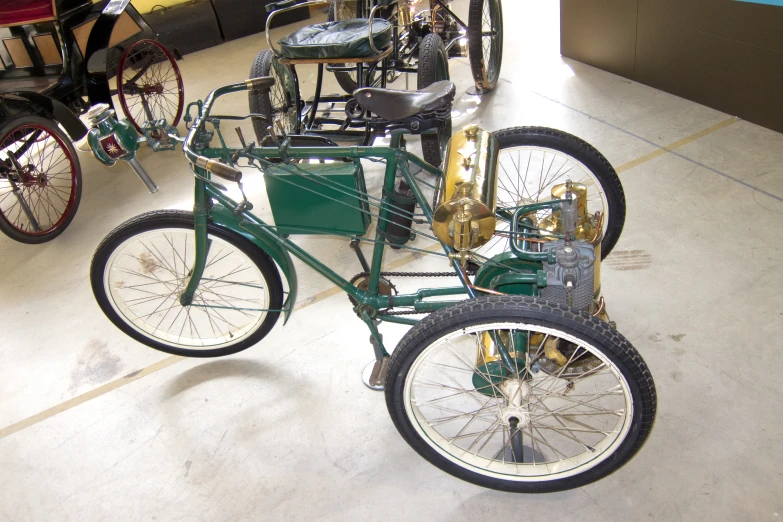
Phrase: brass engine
[{"left": 433, "top": 125, "right": 608, "bottom": 378}]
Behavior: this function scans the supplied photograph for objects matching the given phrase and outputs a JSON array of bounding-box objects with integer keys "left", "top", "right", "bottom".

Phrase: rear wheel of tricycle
[
  {"left": 417, "top": 33, "right": 451, "bottom": 167},
  {"left": 91, "top": 210, "right": 284, "bottom": 357},
  {"left": 249, "top": 49, "right": 300, "bottom": 142},
  {"left": 467, "top": 0, "right": 503, "bottom": 92},
  {"left": 385, "top": 296, "right": 656, "bottom": 493},
  {"left": 117, "top": 39, "right": 184, "bottom": 134},
  {"left": 0, "top": 116, "right": 81, "bottom": 244},
  {"left": 472, "top": 127, "right": 626, "bottom": 261}
]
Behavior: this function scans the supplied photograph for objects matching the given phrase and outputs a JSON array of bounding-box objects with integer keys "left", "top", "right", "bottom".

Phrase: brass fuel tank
[{"left": 432, "top": 125, "right": 499, "bottom": 251}]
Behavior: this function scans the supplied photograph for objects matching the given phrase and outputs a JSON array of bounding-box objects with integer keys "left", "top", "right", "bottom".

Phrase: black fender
[
  {"left": 0, "top": 92, "right": 88, "bottom": 141},
  {"left": 84, "top": 0, "right": 134, "bottom": 106}
]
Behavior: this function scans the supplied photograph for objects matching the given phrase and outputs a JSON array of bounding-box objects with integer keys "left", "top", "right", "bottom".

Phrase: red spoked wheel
[
  {"left": 0, "top": 115, "right": 82, "bottom": 244},
  {"left": 117, "top": 39, "right": 184, "bottom": 133}
]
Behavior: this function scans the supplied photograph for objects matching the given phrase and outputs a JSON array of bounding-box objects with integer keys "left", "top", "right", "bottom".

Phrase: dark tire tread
[
  {"left": 385, "top": 295, "right": 656, "bottom": 493},
  {"left": 467, "top": 0, "right": 503, "bottom": 92},
  {"left": 417, "top": 33, "right": 451, "bottom": 167}
]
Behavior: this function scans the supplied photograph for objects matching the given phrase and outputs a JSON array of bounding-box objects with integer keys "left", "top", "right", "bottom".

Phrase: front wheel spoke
[
  {"left": 193, "top": 298, "right": 242, "bottom": 329},
  {"left": 196, "top": 287, "right": 257, "bottom": 318}
]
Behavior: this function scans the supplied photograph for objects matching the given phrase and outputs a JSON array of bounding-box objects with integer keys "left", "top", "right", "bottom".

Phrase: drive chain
[{"left": 349, "top": 268, "right": 477, "bottom": 316}]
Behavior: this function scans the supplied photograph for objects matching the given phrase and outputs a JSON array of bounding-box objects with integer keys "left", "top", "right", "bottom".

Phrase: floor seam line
[{"left": 529, "top": 90, "right": 783, "bottom": 203}]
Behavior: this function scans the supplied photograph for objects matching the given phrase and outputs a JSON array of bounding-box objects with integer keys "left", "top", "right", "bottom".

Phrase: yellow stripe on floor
[{"left": 615, "top": 117, "right": 738, "bottom": 173}]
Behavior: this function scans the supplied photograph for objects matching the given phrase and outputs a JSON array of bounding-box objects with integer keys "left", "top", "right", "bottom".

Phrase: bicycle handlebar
[{"left": 182, "top": 78, "right": 274, "bottom": 183}]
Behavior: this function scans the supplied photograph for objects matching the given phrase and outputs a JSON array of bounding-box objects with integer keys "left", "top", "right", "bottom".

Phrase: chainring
[{"left": 348, "top": 273, "right": 398, "bottom": 306}]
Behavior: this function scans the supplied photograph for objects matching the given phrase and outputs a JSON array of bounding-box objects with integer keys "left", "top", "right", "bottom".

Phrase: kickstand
[{"left": 360, "top": 313, "right": 389, "bottom": 391}]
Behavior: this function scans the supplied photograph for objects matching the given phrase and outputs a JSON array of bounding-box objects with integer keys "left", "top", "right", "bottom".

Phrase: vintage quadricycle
[{"left": 85, "top": 76, "right": 655, "bottom": 494}]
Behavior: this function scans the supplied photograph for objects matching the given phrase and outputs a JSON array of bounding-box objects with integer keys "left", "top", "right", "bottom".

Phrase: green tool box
[{"left": 263, "top": 161, "right": 371, "bottom": 236}]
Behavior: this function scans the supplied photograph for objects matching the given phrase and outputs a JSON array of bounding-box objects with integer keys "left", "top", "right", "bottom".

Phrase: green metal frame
[{"left": 146, "top": 81, "right": 565, "bottom": 360}]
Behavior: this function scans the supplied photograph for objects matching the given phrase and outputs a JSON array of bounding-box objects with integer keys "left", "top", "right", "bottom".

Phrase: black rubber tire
[
  {"left": 385, "top": 295, "right": 656, "bottom": 493},
  {"left": 417, "top": 33, "right": 451, "bottom": 167},
  {"left": 467, "top": 0, "right": 503, "bottom": 92},
  {"left": 493, "top": 126, "right": 626, "bottom": 259},
  {"left": 0, "top": 115, "right": 82, "bottom": 244},
  {"left": 91, "top": 210, "right": 284, "bottom": 357},
  {"left": 249, "top": 49, "right": 297, "bottom": 143}
]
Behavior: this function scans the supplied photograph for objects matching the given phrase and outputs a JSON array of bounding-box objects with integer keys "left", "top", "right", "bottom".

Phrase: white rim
[
  {"left": 103, "top": 227, "right": 271, "bottom": 350},
  {"left": 403, "top": 322, "right": 633, "bottom": 482}
]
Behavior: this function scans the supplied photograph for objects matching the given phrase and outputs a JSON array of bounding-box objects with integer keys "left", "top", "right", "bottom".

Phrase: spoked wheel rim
[
  {"left": 480, "top": 0, "right": 502, "bottom": 87},
  {"left": 403, "top": 322, "right": 634, "bottom": 481},
  {"left": 269, "top": 62, "right": 298, "bottom": 134},
  {"left": 103, "top": 228, "right": 273, "bottom": 350},
  {"left": 0, "top": 123, "right": 78, "bottom": 237},
  {"left": 474, "top": 145, "right": 610, "bottom": 259},
  {"left": 117, "top": 39, "right": 184, "bottom": 133}
]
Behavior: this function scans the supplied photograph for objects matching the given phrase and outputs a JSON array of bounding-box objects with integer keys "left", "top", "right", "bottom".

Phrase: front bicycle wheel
[
  {"left": 0, "top": 115, "right": 81, "bottom": 244},
  {"left": 385, "top": 296, "right": 656, "bottom": 493},
  {"left": 91, "top": 210, "right": 283, "bottom": 357},
  {"left": 472, "top": 126, "right": 626, "bottom": 261}
]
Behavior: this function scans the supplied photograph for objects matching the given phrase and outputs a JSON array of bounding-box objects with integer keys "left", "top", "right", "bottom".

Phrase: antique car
[{"left": 0, "top": 0, "right": 183, "bottom": 243}]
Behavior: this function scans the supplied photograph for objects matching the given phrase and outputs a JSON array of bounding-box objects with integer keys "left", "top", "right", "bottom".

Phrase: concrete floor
[{"left": 2, "top": 1, "right": 783, "bottom": 520}]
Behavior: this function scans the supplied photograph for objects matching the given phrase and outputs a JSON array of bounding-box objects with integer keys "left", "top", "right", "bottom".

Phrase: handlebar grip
[
  {"left": 194, "top": 156, "right": 242, "bottom": 183},
  {"left": 266, "top": 0, "right": 297, "bottom": 13},
  {"left": 245, "top": 76, "right": 276, "bottom": 91}
]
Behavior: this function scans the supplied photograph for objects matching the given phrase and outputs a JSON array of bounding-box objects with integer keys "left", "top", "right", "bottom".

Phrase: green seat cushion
[{"left": 277, "top": 19, "right": 392, "bottom": 59}]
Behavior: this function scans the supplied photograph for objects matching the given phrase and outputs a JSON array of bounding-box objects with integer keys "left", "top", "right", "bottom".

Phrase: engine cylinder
[{"left": 432, "top": 125, "right": 499, "bottom": 251}]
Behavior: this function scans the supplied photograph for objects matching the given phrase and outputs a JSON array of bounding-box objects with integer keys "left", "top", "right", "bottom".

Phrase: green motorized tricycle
[{"left": 83, "top": 76, "right": 655, "bottom": 493}]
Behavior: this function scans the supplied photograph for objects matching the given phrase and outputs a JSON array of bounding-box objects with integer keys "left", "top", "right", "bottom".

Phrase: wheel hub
[
  {"left": 18, "top": 165, "right": 46, "bottom": 187},
  {"left": 142, "top": 83, "right": 164, "bottom": 96},
  {"left": 499, "top": 379, "right": 532, "bottom": 427}
]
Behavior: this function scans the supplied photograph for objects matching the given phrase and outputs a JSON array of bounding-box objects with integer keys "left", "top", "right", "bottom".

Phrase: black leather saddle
[{"left": 352, "top": 81, "right": 456, "bottom": 121}]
